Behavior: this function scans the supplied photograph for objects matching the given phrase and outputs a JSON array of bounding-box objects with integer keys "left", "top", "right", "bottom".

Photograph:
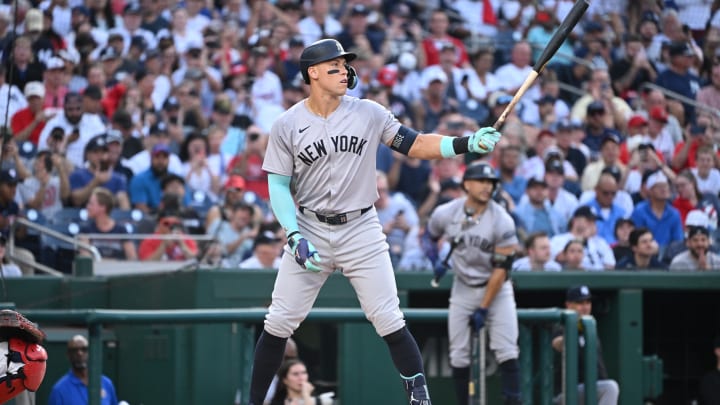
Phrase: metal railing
[
  {"left": 21, "top": 307, "right": 597, "bottom": 405},
  {"left": 8, "top": 217, "right": 101, "bottom": 276}
]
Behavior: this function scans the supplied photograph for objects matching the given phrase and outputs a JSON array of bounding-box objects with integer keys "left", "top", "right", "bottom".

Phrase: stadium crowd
[{"left": 1, "top": 0, "right": 720, "bottom": 275}]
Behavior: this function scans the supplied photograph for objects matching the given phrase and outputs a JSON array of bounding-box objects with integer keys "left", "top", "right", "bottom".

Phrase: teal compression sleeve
[{"left": 268, "top": 173, "right": 299, "bottom": 235}]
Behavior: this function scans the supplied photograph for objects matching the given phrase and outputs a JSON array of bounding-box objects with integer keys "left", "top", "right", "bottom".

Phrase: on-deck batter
[
  {"left": 425, "top": 162, "right": 522, "bottom": 405},
  {"left": 246, "top": 39, "right": 503, "bottom": 405}
]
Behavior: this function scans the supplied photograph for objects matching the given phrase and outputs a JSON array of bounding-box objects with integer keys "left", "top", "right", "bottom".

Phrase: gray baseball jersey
[
  {"left": 427, "top": 198, "right": 519, "bottom": 285},
  {"left": 263, "top": 95, "right": 400, "bottom": 212},
  {"left": 260, "top": 96, "right": 408, "bottom": 340},
  {"left": 428, "top": 197, "right": 521, "bottom": 368}
]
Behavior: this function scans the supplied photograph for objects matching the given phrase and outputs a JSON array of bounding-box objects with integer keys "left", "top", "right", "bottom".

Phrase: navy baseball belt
[{"left": 299, "top": 205, "right": 372, "bottom": 225}]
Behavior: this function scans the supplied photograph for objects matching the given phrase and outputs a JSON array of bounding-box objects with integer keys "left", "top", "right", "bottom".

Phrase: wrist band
[{"left": 441, "top": 136, "right": 470, "bottom": 158}]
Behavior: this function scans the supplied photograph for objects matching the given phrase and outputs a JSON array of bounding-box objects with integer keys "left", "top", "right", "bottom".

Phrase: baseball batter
[
  {"left": 246, "top": 39, "right": 503, "bottom": 405},
  {"left": 425, "top": 163, "right": 522, "bottom": 405}
]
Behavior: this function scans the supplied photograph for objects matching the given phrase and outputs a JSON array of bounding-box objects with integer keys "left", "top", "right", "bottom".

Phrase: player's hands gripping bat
[
  {"left": 468, "top": 127, "right": 502, "bottom": 154},
  {"left": 288, "top": 232, "right": 322, "bottom": 272},
  {"left": 477, "top": 0, "right": 590, "bottom": 151},
  {"left": 470, "top": 307, "right": 488, "bottom": 332}
]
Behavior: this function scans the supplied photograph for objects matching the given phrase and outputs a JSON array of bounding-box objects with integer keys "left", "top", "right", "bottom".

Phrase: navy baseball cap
[
  {"left": 566, "top": 285, "right": 592, "bottom": 302},
  {"left": 573, "top": 205, "right": 599, "bottom": 220},
  {"left": 0, "top": 169, "right": 22, "bottom": 185},
  {"left": 152, "top": 144, "right": 170, "bottom": 156}
]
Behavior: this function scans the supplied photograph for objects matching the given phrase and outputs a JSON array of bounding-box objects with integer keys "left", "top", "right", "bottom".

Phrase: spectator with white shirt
[
  {"left": 512, "top": 232, "right": 562, "bottom": 272},
  {"left": 551, "top": 206, "right": 616, "bottom": 270},
  {"left": 692, "top": 145, "right": 720, "bottom": 196},
  {"left": 238, "top": 230, "right": 283, "bottom": 270},
  {"left": 297, "top": 0, "right": 342, "bottom": 46},
  {"left": 0, "top": 64, "right": 27, "bottom": 127},
  {"left": 464, "top": 48, "right": 499, "bottom": 103},
  {"left": 37, "top": 92, "right": 106, "bottom": 169},
  {"left": 170, "top": 7, "right": 204, "bottom": 55},
  {"left": 116, "top": 3, "right": 157, "bottom": 55},
  {"left": 494, "top": 41, "right": 541, "bottom": 118}
]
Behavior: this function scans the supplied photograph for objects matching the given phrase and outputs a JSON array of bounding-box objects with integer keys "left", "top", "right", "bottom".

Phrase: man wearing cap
[
  {"left": 424, "top": 42, "right": 470, "bottom": 104},
  {"left": 570, "top": 68, "right": 631, "bottom": 129},
  {"left": 552, "top": 285, "right": 619, "bottom": 405},
  {"left": 43, "top": 56, "right": 69, "bottom": 109},
  {"left": 645, "top": 105, "right": 674, "bottom": 163},
  {"left": 669, "top": 217, "right": 720, "bottom": 271},
  {"left": 239, "top": 231, "right": 283, "bottom": 270},
  {"left": 655, "top": 41, "right": 700, "bottom": 125},
  {"left": 69, "top": 134, "right": 130, "bottom": 209},
  {"left": 618, "top": 114, "right": 649, "bottom": 164},
  {"left": 543, "top": 156, "right": 580, "bottom": 225},
  {"left": 11, "top": 82, "right": 50, "bottom": 145},
  {"left": 297, "top": 0, "right": 342, "bottom": 46},
  {"left": 615, "top": 227, "right": 664, "bottom": 270},
  {"left": 514, "top": 177, "right": 566, "bottom": 238},
  {"left": 336, "top": 4, "right": 384, "bottom": 54},
  {"left": 581, "top": 133, "right": 625, "bottom": 192},
  {"left": 125, "top": 123, "right": 183, "bottom": 175},
  {"left": 582, "top": 101, "right": 623, "bottom": 160},
  {"left": 554, "top": 119, "right": 587, "bottom": 176},
  {"left": 550, "top": 206, "right": 616, "bottom": 270},
  {"left": 671, "top": 113, "right": 719, "bottom": 172},
  {"left": 116, "top": 3, "right": 156, "bottom": 55},
  {"left": 129, "top": 143, "right": 174, "bottom": 213},
  {"left": 631, "top": 170, "right": 684, "bottom": 253},
  {"left": 37, "top": 92, "right": 106, "bottom": 169}
]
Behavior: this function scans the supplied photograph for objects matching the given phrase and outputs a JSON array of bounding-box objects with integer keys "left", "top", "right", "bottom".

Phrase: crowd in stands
[{"left": 1, "top": 0, "right": 720, "bottom": 275}]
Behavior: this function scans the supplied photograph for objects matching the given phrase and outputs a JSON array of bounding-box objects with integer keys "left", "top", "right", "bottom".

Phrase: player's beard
[{"left": 467, "top": 190, "right": 492, "bottom": 208}]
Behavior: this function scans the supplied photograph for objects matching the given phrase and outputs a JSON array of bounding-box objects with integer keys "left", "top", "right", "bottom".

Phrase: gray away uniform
[
  {"left": 427, "top": 197, "right": 520, "bottom": 367},
  {"left": 261, "top": 95, "right": 406, "bottom": 338}
]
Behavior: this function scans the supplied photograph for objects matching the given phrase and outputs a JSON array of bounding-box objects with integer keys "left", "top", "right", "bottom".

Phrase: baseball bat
[{"left": 492, "top": 0, "right": 590, "bottom": 131}]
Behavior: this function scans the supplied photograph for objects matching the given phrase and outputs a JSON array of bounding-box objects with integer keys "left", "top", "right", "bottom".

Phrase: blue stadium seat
[{"left": 51, "top": 207, "right": 89, "bottom": 225}]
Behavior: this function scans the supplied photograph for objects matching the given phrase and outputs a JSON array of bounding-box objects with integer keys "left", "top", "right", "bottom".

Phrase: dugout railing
[{"left": 19, "top": 307, "right": 596, "bottom": 405}]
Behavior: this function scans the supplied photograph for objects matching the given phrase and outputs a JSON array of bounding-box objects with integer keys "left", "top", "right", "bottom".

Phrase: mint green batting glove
[
  {"left": 468, "top": 127, "right": 502, "bottom": 154},
  {"left": 287, "top": 232, "right": 322, "bottom": 272}
]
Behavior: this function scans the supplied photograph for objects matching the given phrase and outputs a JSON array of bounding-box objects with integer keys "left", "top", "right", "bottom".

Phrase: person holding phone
[
  {"left": 69, "top": 135, "right": 130, "bottom": 209},
  {"left": 138, "top": 209, "right": 198, "bottom": 261}
]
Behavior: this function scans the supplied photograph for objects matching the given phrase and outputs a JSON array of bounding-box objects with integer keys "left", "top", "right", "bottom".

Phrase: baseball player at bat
[
  {"left": 247, "top": 39, "right": 502, "bottom": 405},
  {"left": 424, "top": 162, "right": 522, "bottom": 405}
]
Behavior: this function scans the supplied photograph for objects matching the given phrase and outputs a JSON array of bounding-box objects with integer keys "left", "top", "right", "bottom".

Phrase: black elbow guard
[{"left": 491, "top": 251, "right": 516, "bottom": 272}]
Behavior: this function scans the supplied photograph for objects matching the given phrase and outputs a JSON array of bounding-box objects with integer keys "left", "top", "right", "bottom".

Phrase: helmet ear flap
[{"left": 346, "top": 64, "right": 358, "bottom": 89}]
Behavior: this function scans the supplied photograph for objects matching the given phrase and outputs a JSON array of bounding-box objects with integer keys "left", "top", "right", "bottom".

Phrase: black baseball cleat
[{"left": 403, "top": 374, "right": 432, "bottom": 405}]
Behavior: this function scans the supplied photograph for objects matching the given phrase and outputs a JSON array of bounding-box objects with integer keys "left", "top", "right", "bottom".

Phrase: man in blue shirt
[
  {"left": 48, "top": 335, "right": 118, "bottom": 405},
  {"left": 630, "top": 170, "right": 684, "bottom": 254},
  {"left": 616, "top": 227, "right": 664, "bottom": 270},
  {"left": 129, "top": 143, "right": 171, "bottom": 214},
  {"left": 69, "top": 135, "right": 130, "bottom": 209},
  {"left": 584, "top": 172, "right": 627, "bottom": 244},
  {"left": 655, "top": 41, "right": 701, "bottom": 124}
]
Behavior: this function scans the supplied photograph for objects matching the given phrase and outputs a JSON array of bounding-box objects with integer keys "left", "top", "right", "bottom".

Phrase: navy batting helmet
[
  {"left": 463, "top": 162, "right": 499, "bottom": 183},
  {"left": 300, "top": 39, "right": 357, "bottom": 88}
]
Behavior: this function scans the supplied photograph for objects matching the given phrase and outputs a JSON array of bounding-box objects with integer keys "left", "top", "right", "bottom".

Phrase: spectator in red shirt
[
  {"left": 138, "top": 210, "right": 198, "bottom": 261},
  {"left": 421, "top": 9, "right": 469, "bottom": 68},
  {"left": 11, "top": 82, "right": 54, "bottom": 145},
  {"left": 670, "top": 113, "right": 718, "bottom": 172}
]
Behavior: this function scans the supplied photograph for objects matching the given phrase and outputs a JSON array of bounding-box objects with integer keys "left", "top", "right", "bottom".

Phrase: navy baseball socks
[
  {"left": 247, "top": 331, "right": 287, "bottom": 405},
  {"left": 451, "top": 366, "right": 470, "bottom": 404},
  {"left": 499, "top": 359, "right": 522, "bottom": 405},
  {"left": 383, "top": 327, "right": 432, "bottom": 405}
]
